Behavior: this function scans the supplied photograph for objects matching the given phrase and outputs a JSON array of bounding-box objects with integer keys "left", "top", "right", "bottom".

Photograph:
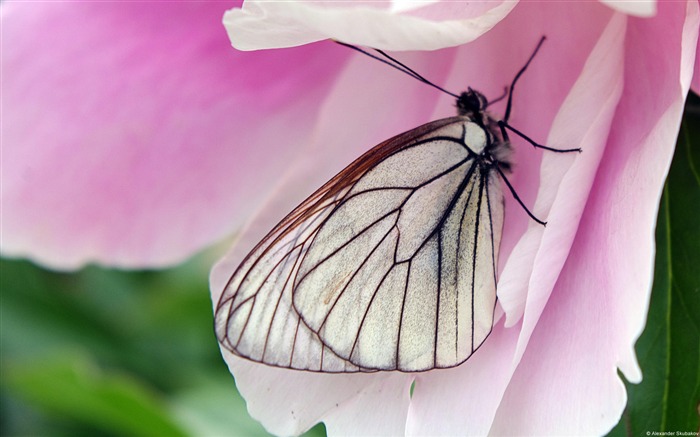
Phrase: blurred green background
[
  {"left": 0, "top": 248, "right": 325, "bottom": 437},
  {"left": 1, "top": 95, "right": 698, "bottom": 436}
]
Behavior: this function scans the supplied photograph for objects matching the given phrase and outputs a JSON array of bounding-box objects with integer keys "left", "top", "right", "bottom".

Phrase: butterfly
[{"left": 214, "top": 37, "right": 580, "bottom": 373}]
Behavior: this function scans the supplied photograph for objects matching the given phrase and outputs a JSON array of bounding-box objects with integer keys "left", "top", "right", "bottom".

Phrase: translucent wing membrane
[{"left": 215, "top": 117, "right": 505, "bottom": 372}]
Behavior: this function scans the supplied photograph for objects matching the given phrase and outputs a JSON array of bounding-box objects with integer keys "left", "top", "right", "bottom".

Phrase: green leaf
[
  {"left": 3, "top": 352, "right": 189, "bottom": 437},
  {"left": 609, "top": 93, "right": 700, "bottom": 435}
]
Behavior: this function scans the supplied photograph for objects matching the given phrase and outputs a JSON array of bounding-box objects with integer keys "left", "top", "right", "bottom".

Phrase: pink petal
[
  {"left": 1, "top": 2, "right": 348, "bottom": 269},
  {"left": 406, "top": 321, "right": 519, "bottom": 436},
  {"left": 221, "top": 353, "right": 412, "bottom": 436},
  {"left": 322, "top": 373, "right": 412, "bottom": 436},
  {"left": 224, "top": 0, "right": 517, "bottom": 51},
  {"left": 489, "top": 260, "right": 629, "bottom": 435},
  {"left": 483, "top": 2, "right": 620, "bottom": 334},
  {"left": 504, "top": 10, "right": 626, "bottom": 365},
  {"left": 490, "top": 1, "right": 698, "bottom": 434},
  {"left": 407, "top": 3, "right": 622, "bottom": 434},
  {"left": 692, "top": 10, "right": 700, "bottom": 92}
]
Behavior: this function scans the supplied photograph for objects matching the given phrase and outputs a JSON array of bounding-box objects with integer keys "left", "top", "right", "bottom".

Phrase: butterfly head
[{"left": 456, "top": 88, "right": 488, "bottom": 119}]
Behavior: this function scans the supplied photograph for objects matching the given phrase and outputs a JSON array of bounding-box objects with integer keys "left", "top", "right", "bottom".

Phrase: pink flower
[
  {"left": 3, "top": 0, "right": 698, "bottom": 435},
  {"left": 210, "top": 1, "right": 700, "bottom": 435}
]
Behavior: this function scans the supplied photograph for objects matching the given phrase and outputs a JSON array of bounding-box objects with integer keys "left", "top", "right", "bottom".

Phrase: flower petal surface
[
  {"left": 224, "top": 0, "right": 517, "bottom": 51},
  {"left": 2, "top": 2, "right": 347, "bottom": 269},
  {"left": 491, "top": 1, "right": 698, "bottom": 434}
]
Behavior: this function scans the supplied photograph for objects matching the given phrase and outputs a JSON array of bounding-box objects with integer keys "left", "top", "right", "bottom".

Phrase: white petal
[
  {"left": 223, "top": 1, "right": 517, "bottom": 51},
  {"left": 389, "top": 0, "right": 438, "bottom": 14},
  {"left": 600, "top": 0, "right": 657, "bottom": 17}
]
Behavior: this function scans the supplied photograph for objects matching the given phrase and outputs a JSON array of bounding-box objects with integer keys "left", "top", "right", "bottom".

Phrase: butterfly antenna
[
  {"left": 496, "top": 36, "right": 581, "bottom": 154},
  {"left": 503, "top": 36, "right": 546, "bottom": 123},
  {"left": 335, "top": 41, "right": 459, "bottom": 99},
  {"left": 485, "top": 87, "right": 509, "bottom": 108}
]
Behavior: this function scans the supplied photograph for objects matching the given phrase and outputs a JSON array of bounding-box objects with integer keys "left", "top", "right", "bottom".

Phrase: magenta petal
[{"left": 2, "top": 3, "right": 347, "bottom": 269}]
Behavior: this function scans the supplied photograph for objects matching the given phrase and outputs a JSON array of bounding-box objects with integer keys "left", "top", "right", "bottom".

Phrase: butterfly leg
[
  {"left": 492, "top": 163, "right": 546, "bottom": 226},
  {"left": 498, "top": 120, "right": 582, "bottom": 153}
]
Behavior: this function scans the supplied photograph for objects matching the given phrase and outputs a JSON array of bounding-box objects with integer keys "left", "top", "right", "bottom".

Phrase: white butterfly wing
[
  {"left": 215, "top": 178, "right": 360, "bottom": 372},
  {"left": 215, "top": 117, "right": 504, "bottom": 372}
]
